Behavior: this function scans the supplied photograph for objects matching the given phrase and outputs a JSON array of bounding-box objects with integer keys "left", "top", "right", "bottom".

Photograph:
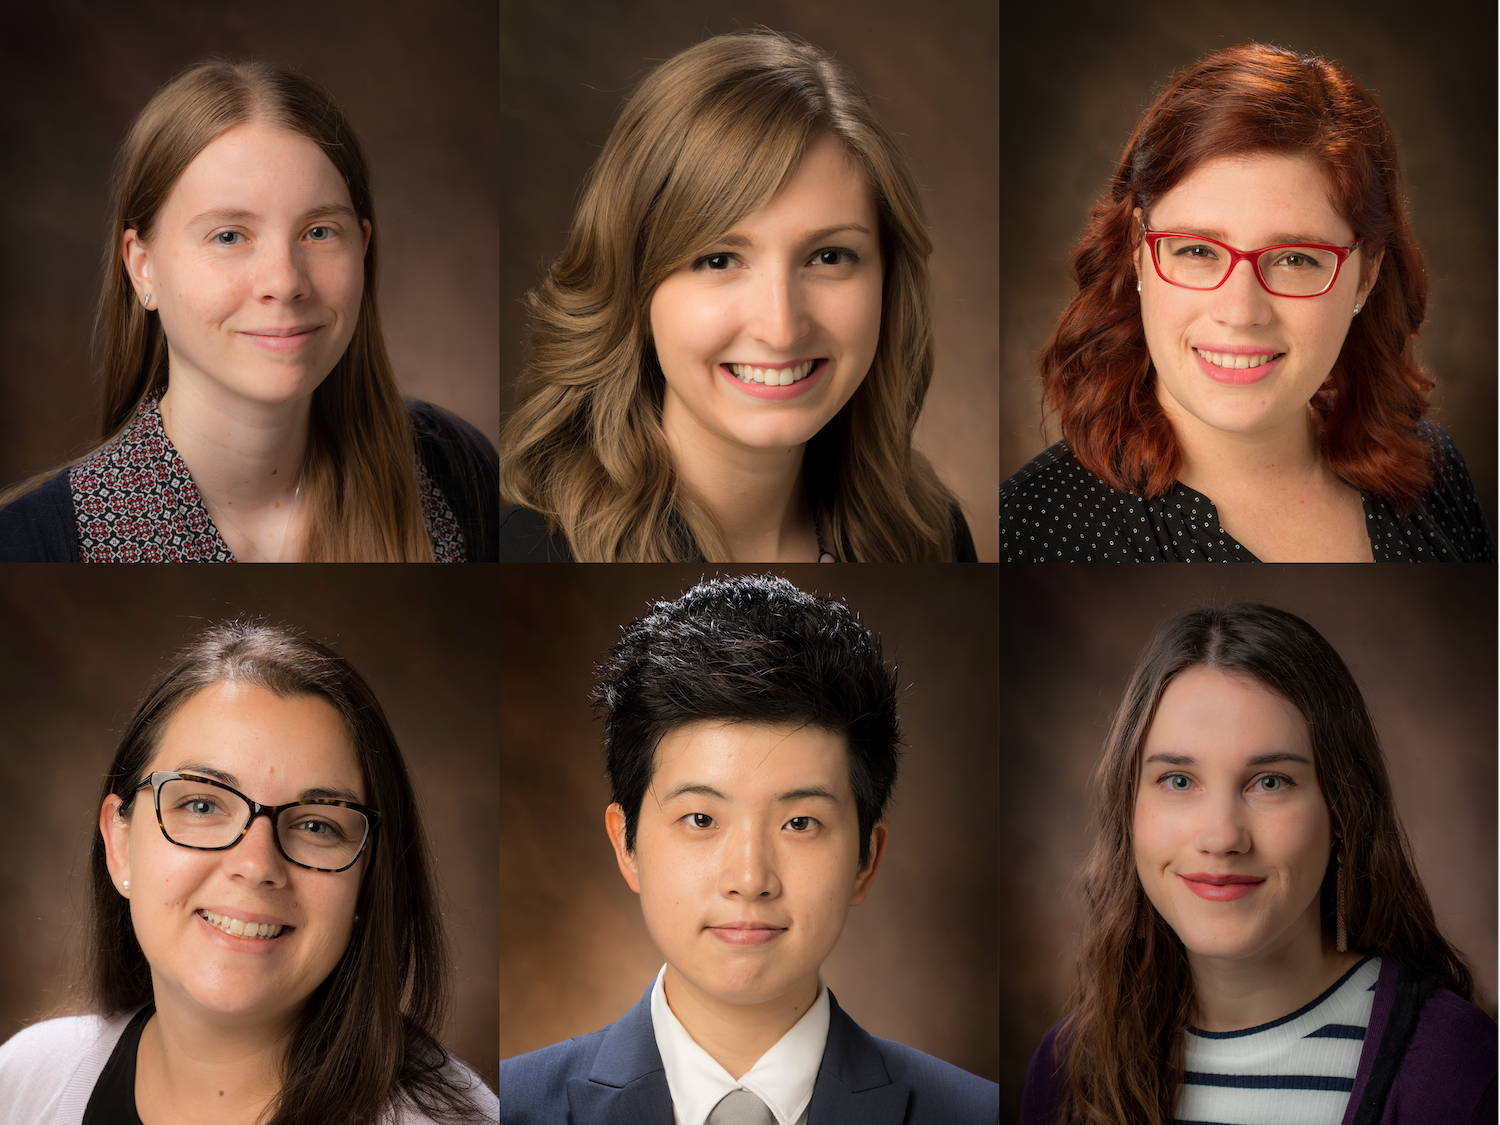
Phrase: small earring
[
  {"left": 1352, "top": 302, "right": 1362, "bottom": 314},
  {"left": 1335, "top": 845, "right": 1348, "bottom": 953},
  {"left": 121, "top": 879, "right": 130, "bottom": 891},
  {"left": 1136, "top": 279, "right": 1142, "bottom": 293},
  {"left": 142, "top": 294, "right": 151, "bottom": 310}
]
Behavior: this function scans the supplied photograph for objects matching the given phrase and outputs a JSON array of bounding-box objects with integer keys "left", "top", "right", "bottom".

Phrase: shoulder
[
  {"left": 496, "top": 1026, "right": 611, "bottom": 1119},
  {"left": 407, "top": 401, "right": 500, "bottom": 562},
  {"left": 1389, "top": 984, "right": 1497, "bottom": 1121},
  {"left": 0, "top": 1012, "right": 130, "bottom": 1123},
  {"left": 407, "top": 401, "right": 497, "bottom": 461},
  {"left": 863, "top": 1033, "right": 999, "bottom": 1119},
  {"left": 948, "top": 504, "right": 978, "bottom": 562},
  {"left": 1019, "top": 1019, "right": 1067, "bottom": 1125},
  {"left": 1408, "top": 419, "right": 1494, "bottom": 562},
  {"left": 0, "top": 471, "right": 77, "bottom": 562},
  {"left": 388, "top": 1054, "right": 499, "bottom": 1124},
  {"left": 497, "top": 505, "right": 573, "bottom": 562}
]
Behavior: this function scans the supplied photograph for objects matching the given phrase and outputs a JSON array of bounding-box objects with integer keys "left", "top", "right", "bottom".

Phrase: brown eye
[
  {"left": 689, "top": 813, "right": 714, "bottom": 828},
  {"left": 786, "top": 817, "right": 814, "bottom": 831}
]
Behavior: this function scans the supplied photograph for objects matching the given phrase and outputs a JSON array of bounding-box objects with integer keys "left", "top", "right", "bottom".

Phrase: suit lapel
[
  {"left": 808, "top": 991, "right": 911, "bottom": 1125},
  {"left": 566, "top": 985, "right": 676, "bottom": 1125}
]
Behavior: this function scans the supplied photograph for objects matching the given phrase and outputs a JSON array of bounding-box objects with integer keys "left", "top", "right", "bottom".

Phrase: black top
[
  {"left": 0, "top": 401, "right": 498, "bottom": 562},
  {"left": 998, "top": 422, "right": 1494, "bottom": 562},
  {"left": 82, "top": 1003, "right": 153, "bottom": 1125},
  {"left": 498, "top": 503, "right": 980, "bottom": 562}
]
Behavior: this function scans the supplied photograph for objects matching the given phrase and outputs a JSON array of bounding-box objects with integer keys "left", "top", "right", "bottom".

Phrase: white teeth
[
  {"left": 1196, "top": 348, "right": 1280, "bottom": 370},
  {"left": 728, "top": 360, "right": 816, "bottom": 386},
  {"left": 200, "top": 910, "right": 284, "bottom": 939}
]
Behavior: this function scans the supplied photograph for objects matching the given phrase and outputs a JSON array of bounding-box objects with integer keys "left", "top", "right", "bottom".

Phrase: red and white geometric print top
[{"left": 70, "top": 396, "right": 465, "bottom": 562}]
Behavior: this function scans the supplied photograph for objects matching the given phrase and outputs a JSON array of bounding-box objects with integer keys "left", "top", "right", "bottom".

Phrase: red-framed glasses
[{"left": 1141, "top": 224, "right": 1363, "bottom": 298}]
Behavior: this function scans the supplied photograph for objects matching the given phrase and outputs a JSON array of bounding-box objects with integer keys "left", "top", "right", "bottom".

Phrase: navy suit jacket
[{"left": 497, "top": 984, "right": 998, "bottom": 1124}]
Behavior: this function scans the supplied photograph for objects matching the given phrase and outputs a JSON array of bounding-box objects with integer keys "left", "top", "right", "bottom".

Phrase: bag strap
[{"left": 1350, "top": 963, "right": 1440, "bottom": 1125}]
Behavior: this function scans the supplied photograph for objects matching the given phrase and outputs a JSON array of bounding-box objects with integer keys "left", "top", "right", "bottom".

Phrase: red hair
[{"left": 1041, "top": 43, "right": 1434, "bottom": 506}]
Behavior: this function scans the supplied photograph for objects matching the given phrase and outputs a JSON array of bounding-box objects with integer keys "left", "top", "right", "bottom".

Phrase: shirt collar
[{"left": 650, "top": 965, "right": 830, "bottom": 1125}]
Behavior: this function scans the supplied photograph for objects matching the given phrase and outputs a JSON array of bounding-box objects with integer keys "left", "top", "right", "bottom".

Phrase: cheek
[
  {"left": 650, "top": 282, "right": 736, "bottom": 370},
  {"left": 313, "top": 251, "right": 366, "bottom": 316}
]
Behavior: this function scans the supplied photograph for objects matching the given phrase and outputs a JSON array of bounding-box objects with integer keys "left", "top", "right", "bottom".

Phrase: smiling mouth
[
  {"left": 1194, "top": 348, "right": 1285, "bottom": 370},
  {"left": 728, "top": 360, "right": 819, "bottom": 386},
  {"left": 198, "top": 909, "right": 288, "bottom": 939}
]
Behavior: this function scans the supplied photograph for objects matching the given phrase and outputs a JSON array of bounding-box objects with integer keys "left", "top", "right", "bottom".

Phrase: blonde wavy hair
[
  {"left": 4, "top": 58, "right": 434, "bottom": 561},
  {"left": 500, "top": 28, "right": 959, "bottom": 561}
]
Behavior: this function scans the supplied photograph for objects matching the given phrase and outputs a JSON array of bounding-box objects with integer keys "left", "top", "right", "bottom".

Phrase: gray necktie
[{"left": 705, "top": 1088, "right": 775, "bottom": 1125}]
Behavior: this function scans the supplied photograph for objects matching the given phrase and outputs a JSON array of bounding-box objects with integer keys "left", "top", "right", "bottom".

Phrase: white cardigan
[{"left": 0, "top": 1009, "right": 498, "bottom": 1123}]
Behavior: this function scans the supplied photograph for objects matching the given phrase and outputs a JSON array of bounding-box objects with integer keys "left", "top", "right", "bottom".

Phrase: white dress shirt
[{"left": 650, "top": 965, "right": 831, "bottom": 1125}]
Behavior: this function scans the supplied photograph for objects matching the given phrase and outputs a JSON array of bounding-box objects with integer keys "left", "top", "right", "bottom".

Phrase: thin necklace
[{"left": 203, "top": 468, "right": 303, "bottom": 563}]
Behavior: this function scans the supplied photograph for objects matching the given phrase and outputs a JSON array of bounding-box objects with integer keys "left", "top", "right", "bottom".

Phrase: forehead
[
  {"left": 148, "top": 681, "right": 363, "bottom": 801},
  {"left": 1149, "top": 151, "right": 1349, "bottom": 240},
  {"left": 728, "top": 132, "right": 877, "bottom": 236},
  {"left": 162, "top": 121, "right": 353, "bottom": 218},
  {"left": 1142, "top": 666, "right": 1310, "bottom": 766},
  {"left": 651, "top": 720, "right": 851, "bottom": 795}
]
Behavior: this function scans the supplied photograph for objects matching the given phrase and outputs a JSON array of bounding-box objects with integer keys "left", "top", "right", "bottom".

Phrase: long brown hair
[
  {"left": 1041, "top": 44, "right": 1434, "bottom": 508},
  {"left": 4, "top": 58, "right": 434, "bottom": 561},
  {"left": 499, "top": 28, "right": 959, "bottom": 561},
  {"left": 1058, "top": 602, "right": 1475, "bottom": 1125},
  {"left": 89, "top": 622, "right": 479, "bottom": 1124}
]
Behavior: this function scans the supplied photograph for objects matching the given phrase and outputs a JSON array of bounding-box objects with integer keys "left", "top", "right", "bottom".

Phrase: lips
[
  {"left": 718, "top": 360, "right": 826, "bottom": 401},
  {"left": 197, "top": 907, "right": 293, "bottom": 940},
  {"left": 706, "top": 922, "right": 787, "bottom": 947},
  {"left": 1192, "top": 346, "right": 1285, "bottom": 386},
  {"left": 1179, "top": 872, "right": 1266, "bottom": 902},
  {"left": 240, "top": 325, "right": 323, "bottom": 353}
]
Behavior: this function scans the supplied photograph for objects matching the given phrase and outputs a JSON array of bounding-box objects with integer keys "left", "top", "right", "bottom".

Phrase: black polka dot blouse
[{"left": 999, "top": 421, "right": 1494, "bottom": 562}]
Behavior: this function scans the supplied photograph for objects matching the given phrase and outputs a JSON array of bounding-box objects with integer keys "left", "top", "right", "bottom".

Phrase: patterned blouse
[{"left": 69, "top": 396, "right": 466, "bottom": 562}]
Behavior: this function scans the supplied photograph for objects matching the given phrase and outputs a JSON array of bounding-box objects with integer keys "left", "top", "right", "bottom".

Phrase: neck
[
  {"left": 1187, "top": 917, "right": 1363, "bottom": 1033},
  {"left": 662, "top": 965, "right": 819, "bottom": 1081},
  {"left": 661, "top": 399, "right": 820, "bottom": 562},
  {"left": 134, "top": 995, "right": 296, "bottom": 1125},
  {"left": 159, "top": 358, "right": 311, "bottom": 562},
  {"left": 1164, "top": 395, "right": 1327, "bottom": 502}
]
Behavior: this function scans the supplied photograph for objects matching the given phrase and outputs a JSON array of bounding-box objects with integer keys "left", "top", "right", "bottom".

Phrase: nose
[
  {"left": 746, "top": 265, "right": 809, "bottom": 354},
  {"left": 1191, "top": 787, "right": 1253, "bottom": 857},
  {"left": 1209, "top": 258, "right": 1274, "bottom": 328},
  {"left": 224, "top": 812, "right": 290, "bottom": 886},
  {"left": 717, "top": 822, "right": 781, "bottom": 901},
  {"left": 253, "top": 234, "right": 312, "bottom": 305}
]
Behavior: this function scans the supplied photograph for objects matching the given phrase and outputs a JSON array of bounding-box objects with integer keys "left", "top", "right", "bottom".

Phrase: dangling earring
[{"left": 1335, "top": 844, "right": 1348, "bottom": 953}]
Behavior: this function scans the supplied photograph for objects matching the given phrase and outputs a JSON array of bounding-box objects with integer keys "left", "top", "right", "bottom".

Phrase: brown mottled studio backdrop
[
  {"left": 999, "top": 566, "right": 1497, "bottom": 1109},
  {"left": 498, "top": 566, "right": 999, "bottom": 1081},
  {"left": 501, "top": 2, "right": 1000, "bottom": 559},
  {"left": 0, "top": 568, "right": 500, "bottom": 1090},
  {"left": 1003, "top": 0, "right": 1498, "bottom": 524},
  {"left": 0, "top": 0, "right": 500, "bottom": 484}
]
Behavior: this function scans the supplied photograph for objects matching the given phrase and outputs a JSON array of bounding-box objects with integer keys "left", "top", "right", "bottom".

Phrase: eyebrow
[
  {"left": 185, "top": 203, "right": 359, "bottom": 228},
  {"left": 1141, "top": 751, "right": 1313, "bottom": 768},
  {"left": 659, "top": 782, "right": 842, "bottom": 803},
  {"left": 715, "top": 223, "right": 874, "bottom": 249},
  {"left": 1161, "top": 226, "right": 1340, "bottom": 247},
  {"left": 172, "top": 763, "right": 361, "bottom": 803}
]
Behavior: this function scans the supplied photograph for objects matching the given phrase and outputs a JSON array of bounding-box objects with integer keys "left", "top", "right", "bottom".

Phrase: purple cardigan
[{"left": 1020, "top": 958, "right": 1497, "bottom": 1124}]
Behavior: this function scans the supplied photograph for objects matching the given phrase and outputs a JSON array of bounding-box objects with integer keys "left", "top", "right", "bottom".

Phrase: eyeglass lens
[
  {"left": 157, "top": 776, "right": 369, "bottom": 868},
  {"left": 1154, "top": 237, "right": 1340, "bottom": 296}
]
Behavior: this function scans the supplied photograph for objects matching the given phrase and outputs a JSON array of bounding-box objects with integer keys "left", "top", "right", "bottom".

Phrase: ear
[
  {"left": 361, "top": 217, "right": 372, "bottom": 255},
  {"left": 604, "top": 803, "right": 641, "bottom": 894},
  {"left": 121, "top": 228, "right": 153, "bottom": 311},
  {"left": 100, "top": 793, "right": 133, "bottom": 897},
  {"left": 849, "top": 819, "right": 889, "bottom": 906},
  {"left": 1356, "top": 246, "right": 1385, "bottom": 307}
]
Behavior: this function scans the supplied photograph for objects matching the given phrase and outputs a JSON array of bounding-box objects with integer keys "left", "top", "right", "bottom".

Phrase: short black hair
[{"left": 594, "top": 575, "right": 901, "bottom": 866}]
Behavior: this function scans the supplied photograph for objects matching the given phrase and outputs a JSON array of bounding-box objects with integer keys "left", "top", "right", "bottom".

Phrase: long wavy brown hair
[
  {"left": 499, "top": 28, "right": 959, "bottom": 561},
  {"left": 88, "top": 621, "right": 481, "bottom": 1124},
  {"left": 3, "top": 58, "right": 435, "bottom": 560},
  {"left": 1057, "top": 602, "right": 1475, "bottom": 1125},
  {"left": 1041, "top": 44, "right": 1435, "bottom": 509}
]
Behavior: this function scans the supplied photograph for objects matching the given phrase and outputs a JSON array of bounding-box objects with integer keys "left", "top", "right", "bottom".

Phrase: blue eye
[
  {"left": 307, "top": 226, "right": 333, "bottom": 241},
  {"left": 214, "top": 231, "right": 243, "bottom": 245}
]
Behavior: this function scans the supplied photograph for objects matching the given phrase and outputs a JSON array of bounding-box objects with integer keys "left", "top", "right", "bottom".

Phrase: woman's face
[
  {"left": 1137, "top": 152, "right": 1380, "bottom": 441},
  {"left": 648, "top": 132, "right": 883, "bottom": 458},
  {"left": 1133, "top": 666, "right": 1333, "bottom": 965},
  {"left": 101, "top": 682, "right": 366, "bottom": 1028},
  {"left": 122, "top": 121, "right": 371, "bottom": 410}
]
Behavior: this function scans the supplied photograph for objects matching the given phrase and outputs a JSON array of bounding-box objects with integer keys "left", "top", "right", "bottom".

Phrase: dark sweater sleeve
[
  {"left": 951, "top": 504, "right": 978, "bottom": 561},
  {"left": 407, "top": 401, "right": 499, "bottom": 562},
  {"left": 0, "top": 471, "right": 80, "bottom": 561}
]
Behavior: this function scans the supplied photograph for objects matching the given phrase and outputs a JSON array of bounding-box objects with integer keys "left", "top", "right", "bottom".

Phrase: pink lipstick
[
  {"left": 1179, "top": 872, "right": 1266, "bottom": 901},
  {"left": 707, "top": 923, "right": 787, "bottom": 946}
]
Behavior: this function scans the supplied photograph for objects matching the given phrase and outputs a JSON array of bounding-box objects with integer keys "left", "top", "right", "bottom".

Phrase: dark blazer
[
  {"left": 1020, "top": 958, "right": 1497, "bottom": 1125},
  {"left": 498, "top": 984, "right": 998, "bottom": 1124},
  {"left": 0, "top": 401, "right": 498, "bottom": 562},
  {"left": 497, "top": 505, "right": 980, "bottom": 562}
]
